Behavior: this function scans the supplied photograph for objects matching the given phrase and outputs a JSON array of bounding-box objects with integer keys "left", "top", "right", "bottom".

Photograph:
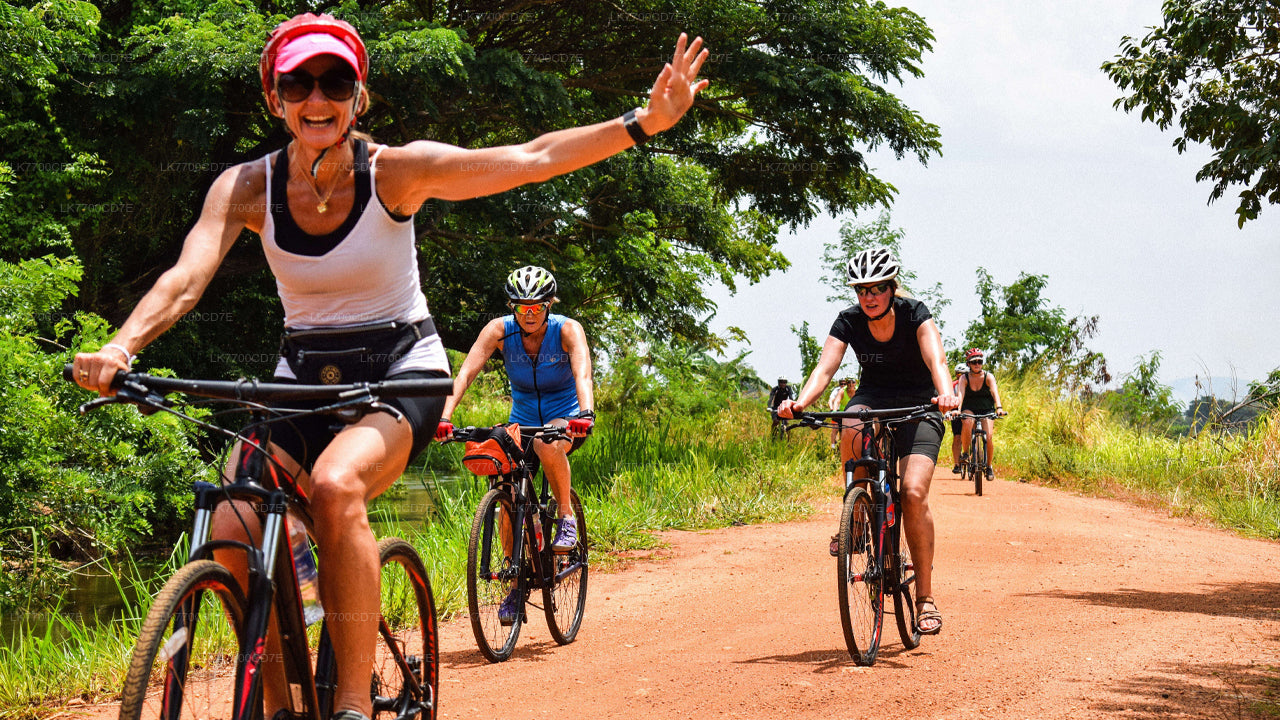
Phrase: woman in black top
[
  {"left": 776, "top": 247, "right": 958, "bottom": 635},
  {"left": 956, "top": 348, "right": 1007, "bottom": 475}
]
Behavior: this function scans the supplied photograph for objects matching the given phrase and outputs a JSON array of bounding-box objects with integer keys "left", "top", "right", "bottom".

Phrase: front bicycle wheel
[
  {"left": 543, "top": 490, "right": 588, "bottom": 644},
  {"left": 119, "top": 560, "right": 247, "bottom": 720},
  {"left": 371, "top": 538, "right": 438, "bottom": 720},
  {"left": 467, "top": 488, "right": 522, "bottom": 662},
  {"left": 837, "top": 488, "right": 883, "bottom": 666},
  {"left": 974, "top": 438, "right": 986, "bottom": 496},
  {"left": 893, "top": 531, "right": 921, "bottom": 650}
]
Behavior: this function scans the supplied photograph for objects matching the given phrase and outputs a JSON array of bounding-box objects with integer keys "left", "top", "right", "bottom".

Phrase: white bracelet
[{"left": 102, "top": 343, "right": 136, "bottom": 369}]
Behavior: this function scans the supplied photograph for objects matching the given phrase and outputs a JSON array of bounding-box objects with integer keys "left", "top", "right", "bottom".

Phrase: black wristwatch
[
  {"left": 576, "top": 410, "right": 596, "bottom": 420},
  {"left": 622, "top": 108, "right": 651, "bottom": 145}
]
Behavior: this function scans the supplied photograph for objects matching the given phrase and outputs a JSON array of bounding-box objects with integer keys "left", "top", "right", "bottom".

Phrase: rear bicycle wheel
[
  {"left": 837, "top": 488, "right": 883, "bottom": 666},
  {"left": 118, "top": 560, "right": 247, "bottom": 720},
  {"left": 372, "top": 538, "right": 438, "bottom": 720},
  {"left": 543, "top": 490, "right": 588, "bottom": 644},
  {"left": 893, "top": 530, "right": 921, "bottom": 650},
  {"left": 467, "top": 488, "right": 522, "bottom": 662}
]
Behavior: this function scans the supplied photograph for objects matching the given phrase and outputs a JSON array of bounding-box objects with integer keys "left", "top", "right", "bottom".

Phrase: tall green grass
[
  {"left": 3, "top": 399, "right": 836, "bottom": 718},
  {"left": 995, "top": 373, "right": 1280, "bottom": 539}
]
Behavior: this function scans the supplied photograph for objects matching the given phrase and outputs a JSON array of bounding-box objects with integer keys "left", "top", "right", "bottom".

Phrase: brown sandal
[
  {"left": 916, "top": 596, "right": 943, "bottom": 635},
  {"left": 829, "top": 534, "right": 840, "bottom": 557}
]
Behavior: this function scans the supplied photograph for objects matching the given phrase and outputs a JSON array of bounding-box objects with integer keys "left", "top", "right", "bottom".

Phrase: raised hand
[{"left": 642, "top": 33, "right": 710, "bottom": 134}]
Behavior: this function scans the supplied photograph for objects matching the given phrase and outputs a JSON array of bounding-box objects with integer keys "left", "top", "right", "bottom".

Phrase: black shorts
[
  {"left": 843, "top": 393, "right": 945, "bottom": 463},
  {"left": 951, "top": 418, "right": 963, "bottom": 435},
  {"left": 265, "top": 369, "right": 449, "bottom": 474}
]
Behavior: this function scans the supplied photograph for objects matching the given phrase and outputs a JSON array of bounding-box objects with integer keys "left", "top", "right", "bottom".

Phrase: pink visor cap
[{"left": 275, "top": 33, "right": 362, "bottom": 78}]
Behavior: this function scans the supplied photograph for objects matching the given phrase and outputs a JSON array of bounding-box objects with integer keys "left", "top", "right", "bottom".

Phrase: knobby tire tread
[
  {"left": 467, "top": 488, "right": 521, "bottom": 662},
  {"left": 375, "top": 537, "right": 439, "bottom": 720},
  {"left": 118, "top": 560, "right": 247, "bottom": 720},
  {"left": 838, "top": 488, "right": 883, "bottom": 666}
]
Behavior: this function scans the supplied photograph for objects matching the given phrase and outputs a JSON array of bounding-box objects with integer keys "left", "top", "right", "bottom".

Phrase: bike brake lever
[
  {"left": 369, "top": 401, "right": 406, "bottom": 423},
  {"left": 78, "top": 395, "right": 123, "bottom": 414}
]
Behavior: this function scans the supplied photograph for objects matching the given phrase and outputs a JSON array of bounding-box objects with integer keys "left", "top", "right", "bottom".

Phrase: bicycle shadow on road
[
  {"left": 1089, "top": 660, "right": 1278, "bottom": 719},
  {"left": 735, "top": 645, "right": 923, "bottom": 674},
  {"left": 439, "top": 638, "right": 566, "bottom": 669},
  {"left": 1019, "top": 581, "right": 1280, "bottom": 623}
]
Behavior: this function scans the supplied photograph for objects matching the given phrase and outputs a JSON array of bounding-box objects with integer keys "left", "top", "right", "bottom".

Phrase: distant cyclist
[
  {"left": 949, "top": 363, "right": 967, "bottom": 474},
  {"left": 437, "top": 266, "right": 594, "bottom": 622},
  {"left": 768, "top": 377, "right": 795, "bottom": 435},
  {"left": 956, "top": 349, "right": 1007, "bottom": 476},
  {"left": 776, "top": 247, "right": 958, "bottom": 636}
]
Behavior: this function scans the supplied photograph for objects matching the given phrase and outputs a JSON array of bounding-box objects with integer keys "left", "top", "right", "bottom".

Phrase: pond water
[{"left": 1, "top": 469, "right": 466, "bottom": 647}]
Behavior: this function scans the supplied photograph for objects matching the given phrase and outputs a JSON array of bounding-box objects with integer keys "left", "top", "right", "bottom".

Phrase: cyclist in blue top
[{"left": 438, "top": 266, "right": 594, "bottom": 610}]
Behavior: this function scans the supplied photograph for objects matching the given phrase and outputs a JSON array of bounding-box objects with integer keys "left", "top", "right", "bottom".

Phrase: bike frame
[
  {"left": 474, "top": 430, "right": 584, "bottom": 600},
  {"left": 70, "top": 368, "right": 450, "bottom": 720},
  {"left": 844, "top": 420, "right": 908, "bottom": 594}
]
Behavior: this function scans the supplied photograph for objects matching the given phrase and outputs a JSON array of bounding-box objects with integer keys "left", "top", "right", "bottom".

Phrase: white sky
[{"left": 705, "top": 0, "right": 1280, "bottom": 399}]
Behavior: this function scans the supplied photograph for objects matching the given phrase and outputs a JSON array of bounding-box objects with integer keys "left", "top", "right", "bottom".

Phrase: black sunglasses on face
[
  {"left": 276, "top": 69, "right": 358, "bottom": 103},
  {"left": 968, "top": 359, "right": 983, "bottom": 366},
  {"left": 854, "top": 281, "right": 892, "bottom": 298}
]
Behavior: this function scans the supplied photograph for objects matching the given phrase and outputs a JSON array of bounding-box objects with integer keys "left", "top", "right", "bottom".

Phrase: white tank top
[{"left": 261, "top": 144, "right": 449, "bottom": 377}]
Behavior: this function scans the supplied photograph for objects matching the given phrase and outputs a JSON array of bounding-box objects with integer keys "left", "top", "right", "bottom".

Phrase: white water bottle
[{"left": 287, "top": 509, "right": 324, "bottom": 626}]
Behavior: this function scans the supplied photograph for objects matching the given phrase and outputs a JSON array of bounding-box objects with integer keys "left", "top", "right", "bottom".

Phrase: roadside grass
[
  {"left": 2, "top": 399, "right": 834, "bottom": 717},
  {"left": 994, "top": 373, "right": 1280, "bottom": 539}
]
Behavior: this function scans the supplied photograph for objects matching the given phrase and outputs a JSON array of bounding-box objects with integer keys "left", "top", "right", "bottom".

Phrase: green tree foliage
[
  {"left": 790, "top": 320, "right": 822, "bottom": 380},
  {"left": 818, "top": 209, "right": 949, "bottom": 327},
  {"left": 0, "top": 257, "right": 210, "bottom": 607},
  {"left": 4, "top": 0, "right": 941, "bottom": 380},
  {"left": 960, "top": 268, "right": 1110, "bottom": 392},
  {"left": 1103, "top": 0, "right": 1280, "bottom": 227},
  {"left": 1246, "top": 367, "right": 1280, "bottom": 409},
  {"left": 1101, "top": 351, "right": 1181, "bottom": 430}
]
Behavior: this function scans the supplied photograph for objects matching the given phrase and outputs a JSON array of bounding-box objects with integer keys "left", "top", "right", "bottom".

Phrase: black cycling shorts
[
  {"left": 843, "top": 393, "right": 945, "bottom": 463},
  {"left": 265, "top": 369, "right": 449, "bottom": 475}
]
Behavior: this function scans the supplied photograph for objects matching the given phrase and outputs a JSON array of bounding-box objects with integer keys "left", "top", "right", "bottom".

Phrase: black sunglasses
[
  {"left": 853, "top": 281, "right": 892, "bottom": 298},
  {"left": 276, "top": 69, "right": 358, "bottom": 103}
]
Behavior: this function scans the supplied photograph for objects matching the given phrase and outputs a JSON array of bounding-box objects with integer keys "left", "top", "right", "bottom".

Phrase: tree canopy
[
  {"left": 2, "top": 0, "right": 942, "bottom": 380},
  {"left": 1103, "top": 0, "right": 1280, "bottom": 227},
  {"left": 960, "top": 268, "right": 1110, "bottom": 392}
]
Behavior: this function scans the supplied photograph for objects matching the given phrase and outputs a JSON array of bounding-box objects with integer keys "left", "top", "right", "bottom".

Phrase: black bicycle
[
  {"left": 65, "top": 366, "right": 447, "bottom": 720},
  {"left": 959, "top": 411, "right": 1001, "bottom": 496},
  {"left": 444, "top": 424, "right": 588, "bottom": 663},
  {"left": 783, "top": 405, "right": 936, "bottom": 666}
]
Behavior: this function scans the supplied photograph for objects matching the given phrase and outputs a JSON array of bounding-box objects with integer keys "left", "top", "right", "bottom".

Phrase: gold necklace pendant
[{"left": 317, "top": 201, "right": 328, "bottom": 213}]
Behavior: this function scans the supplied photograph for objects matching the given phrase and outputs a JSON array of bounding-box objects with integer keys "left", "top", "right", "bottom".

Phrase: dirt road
[{"left": 437, "top": 469, "right": 1280, "bottom": 719}]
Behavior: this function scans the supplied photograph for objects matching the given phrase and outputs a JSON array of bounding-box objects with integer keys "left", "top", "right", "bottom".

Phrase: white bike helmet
[
  {"left": 845, "top": 247, "right": 900, "bottom": 286},
  {"left": 505, "top": 265, "right": 558, "bottom": 302}
]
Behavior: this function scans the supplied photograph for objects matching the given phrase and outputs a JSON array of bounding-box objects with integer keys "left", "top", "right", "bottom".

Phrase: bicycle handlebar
[
  {"left": 445, "top": 424, "right": 573, "bottom": 444},
  {"left": 63, "top": 364, "right": 454, "bottom": 403},
  {"left": 777, "top": 404, "right": 938, "bottom": 431}
]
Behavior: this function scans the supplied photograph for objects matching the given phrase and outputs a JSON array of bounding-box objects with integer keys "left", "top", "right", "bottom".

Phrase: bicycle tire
[
  {"left": 974, "top": 435, "right": 985, "bottom": 497},
  {"left": 543, "top": 490, "right": 588, "bottom": 644},
  {"left": 466, "top": 488, "right": 522, "bottom": 662},
  {"left": 893, "top": 533, "right": 921, "bottom": 650},
  {"left": 837, "top": 487, "right": 883, "bottom": 666},
  {"left": 372, "top": 537, "right": 438, "bottom": 720},
  {"left": 118, "top": 560, "right": 248, "bottom": 720}
]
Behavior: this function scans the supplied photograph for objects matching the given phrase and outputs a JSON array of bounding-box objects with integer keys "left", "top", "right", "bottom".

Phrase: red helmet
[
  {"left": 259, "top": 13, "right": 368, "bottom": 101},
  {"left": 965, "top": 348, "right": 984, "bottom": 362}
]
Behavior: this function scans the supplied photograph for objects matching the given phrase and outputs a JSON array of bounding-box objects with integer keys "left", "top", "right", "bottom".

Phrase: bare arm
[
  {"left": 439, "top": 318, "right": 506, "bottom": 420},
  {"left": 917, "top": 320, "right": 959, "bottom": 413},
  {"left": 72, "top": 164, "right": 258, "bottom": 393},
  {"left": 988, "top": 373, "right": 1006, "bottom": 413},
  {"left": 777, "top": 336, "right": 847, "bottom": 418},
  {"left": 560, "top": 319, "right": 595, "bottom": 413},
  {"left": 378, "top": 34, "right": 709, "bottom": 210}
]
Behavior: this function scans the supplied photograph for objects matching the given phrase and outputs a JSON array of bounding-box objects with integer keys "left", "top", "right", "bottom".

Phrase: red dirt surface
[{"left": 436, "top": 468, "right": 1280, "bottom": 719}]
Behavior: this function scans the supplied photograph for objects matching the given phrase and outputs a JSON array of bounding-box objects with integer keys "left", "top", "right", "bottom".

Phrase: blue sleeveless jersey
[{"left": 502, "top": 314, "right": 580, "bottom": 425}]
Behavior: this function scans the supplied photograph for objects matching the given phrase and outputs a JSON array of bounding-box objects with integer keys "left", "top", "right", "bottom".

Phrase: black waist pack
[{"left": 280, "top": 318, "right": 436, "bottom": 385}]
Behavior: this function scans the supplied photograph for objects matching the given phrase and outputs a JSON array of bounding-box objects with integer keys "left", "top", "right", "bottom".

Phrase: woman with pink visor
[{"left": 71, "top": 13, "right": 709, "bottom": 720}]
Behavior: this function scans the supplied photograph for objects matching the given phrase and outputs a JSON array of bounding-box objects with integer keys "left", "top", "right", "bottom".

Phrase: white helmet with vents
[
  {"left": 505, "top": 265, "right": 558, "bottom": 302},
  {"left": 845, "top": 247, "right": 900, "bottom": 286}
]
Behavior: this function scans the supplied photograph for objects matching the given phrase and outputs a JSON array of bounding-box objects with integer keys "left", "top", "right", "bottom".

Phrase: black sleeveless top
[
  {"left": 961, "top": 371, "right": 996, "bottom": 412},
  {"left": 828, "top": 296, "right": 935, "bottom": 401}
]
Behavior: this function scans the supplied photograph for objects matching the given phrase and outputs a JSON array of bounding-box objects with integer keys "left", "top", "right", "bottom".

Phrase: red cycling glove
[{"left": 434, "top": 419, "right": 454, "bottom": 441}]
